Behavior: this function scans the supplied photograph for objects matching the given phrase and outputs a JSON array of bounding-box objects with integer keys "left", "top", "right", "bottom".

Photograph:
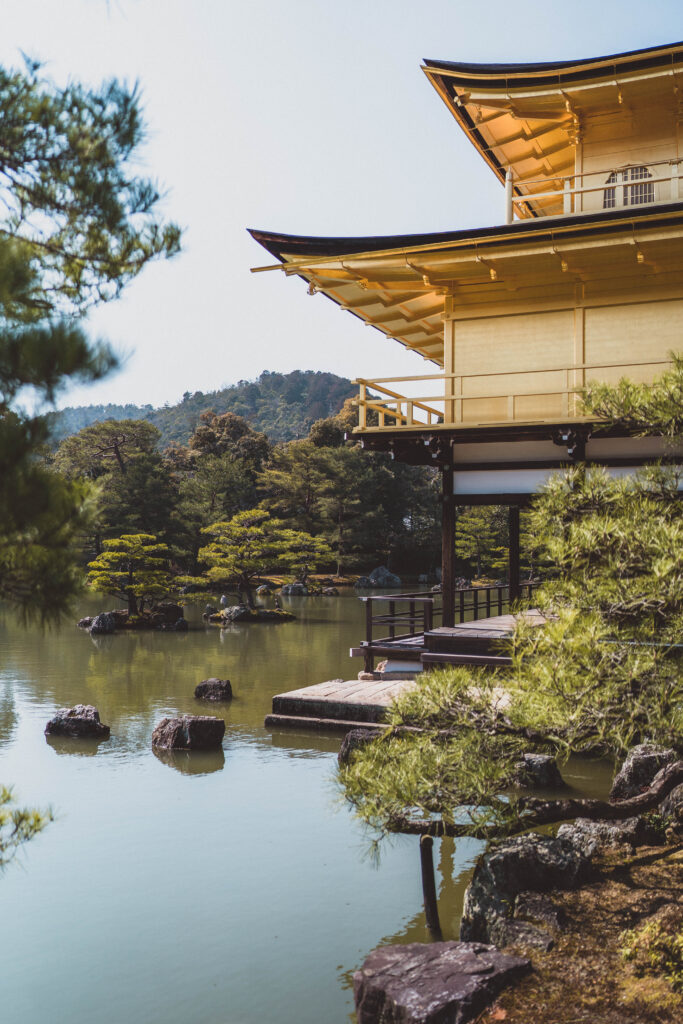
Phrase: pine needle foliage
[
  {"left": 86, "top": 533, "right": 174, "bottom": 615},
  {"left": 0, "top": 58, "right": 180, "bottom": 621},
  {"left": 0, "top": 787, "right": 51, "bottom": 869},
  {"left": 340, "top": 360, "right": 683, "bottom": 845},
  {"left": 194, "top": 509, "right": 332, "bottom": 606}
]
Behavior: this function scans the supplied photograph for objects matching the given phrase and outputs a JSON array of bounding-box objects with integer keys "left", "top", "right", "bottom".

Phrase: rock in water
[
  {"left": 610, "top": 743, "right": 676, "bottom": 801},
  {"left": 367, "top": 565, "right": 402, "bottom": 587},
  {"left": 460, "top": 833, "right": 590, "bottom": 948},
  {"left": 89, "top": 612, "right": 116, "bottom": 635},
  {"left": 338, "top": 728, "right": 376, "bottom": 766},
  {"left": 354, "top": 941, "right": 530, "bottom": 1024},
  {"left": 194, "top": 678, "right": 233, "bottom": 701},
  {"left": 280, "top": 582, "right": 308, "bottom": 595},
  {"left": 511, "top": 753, "right": 565, "bottom": 789},
  {"left": 151, "top": 716, "right": 225, "bottom": 751},
  {"left": 45, "top": 704, "right": 110, "bottom": 739}
]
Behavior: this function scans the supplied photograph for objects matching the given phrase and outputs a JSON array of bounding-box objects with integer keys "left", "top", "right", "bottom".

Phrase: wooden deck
[
  {"left": 267, "top": 613, "right": 546, "bottom": 733},
  {"left": 352, "top": 610, "right": 545, "bottom": 668},
  {"left": 265, "top": 676, "right": 417, "bottom": 731}
]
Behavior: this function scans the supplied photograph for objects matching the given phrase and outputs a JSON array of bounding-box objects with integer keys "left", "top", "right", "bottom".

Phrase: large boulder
[
  {"left": 556, "top": 816, "right": 664, "bottom": 858},
  {"left": 610, "top": 743, "right": 677, "bottom": 801},
  {"left": 211, "top": 604, "right": 294, "bottom": 623},
  {"left": 45, "top": 704, "right": 110, "bottom": 740},
  {"left": 354, "top": 576, "right": 371, "bottom": 589},
  {"left": 89, "top": 612, "right": 116, "bottom": 635},
  {"left": 510, "top": 753, "right": 565, "bottom": 790},
  {"left": 151, "top": 715, "right": 225, "bottom": 751},
  {"left": 153, "top": 601, "right": 183, "bottom": 624},
  {"left": 354, "top": 941, "right": 530, "bottom": 1024},
  {"left": 194, "top": 678, "right": 233, "bottom": 701},
  {"left": 367, "top": 565, "right": 402, "bottom": 587},
  {"left": 460, "top": 833, "right": 590, "bottom": 948},
  {"left": 338, "top": 728, "right": 377, "bottom": 767},
  {"left": 280, "top": 582, "right": 308, "bottom": 596}
]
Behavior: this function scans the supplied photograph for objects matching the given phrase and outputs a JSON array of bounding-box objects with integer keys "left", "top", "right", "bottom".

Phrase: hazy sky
[{"left": 2, "top": 0, "right": 682, "bottom": 409}]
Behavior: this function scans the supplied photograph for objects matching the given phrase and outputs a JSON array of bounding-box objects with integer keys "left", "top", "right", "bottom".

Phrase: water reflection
[
  {"left": 152, "top": 747, "right": 225, "bottom": 775},
  {"left": 45, "top": 734, "right": 109, "bottom": 758},
  {"left": 0, "top": 680, "right": 18, "bottom": 748}
]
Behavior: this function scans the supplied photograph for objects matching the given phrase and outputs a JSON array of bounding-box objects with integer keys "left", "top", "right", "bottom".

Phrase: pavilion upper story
[{"left": 250, "top": 42, "right": 683, "bottom": 440}]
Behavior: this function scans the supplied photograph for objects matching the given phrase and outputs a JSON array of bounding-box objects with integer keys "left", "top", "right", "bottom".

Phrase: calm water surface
[{"left": 0, "top": 592, "right": 611, "bottom": 1024}]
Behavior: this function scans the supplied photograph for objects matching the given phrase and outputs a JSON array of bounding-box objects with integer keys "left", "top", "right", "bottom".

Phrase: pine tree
[
  {"left": 0, "top": 59, "right": 180, "bottom": 620},
  {"left": 86, "top": 534, "right": 174, "bottom": 616}
]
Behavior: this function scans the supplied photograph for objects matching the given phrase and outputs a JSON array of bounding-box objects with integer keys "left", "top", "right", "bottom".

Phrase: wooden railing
[
  {"left": 505, "top": 157, "right": 681, "bottom": 222},
  {"left": 355, "top": 357, "right": 672, "bottom": 430},
  {"left": 360, "top": 582, "right": 539, "bottom": 657}
]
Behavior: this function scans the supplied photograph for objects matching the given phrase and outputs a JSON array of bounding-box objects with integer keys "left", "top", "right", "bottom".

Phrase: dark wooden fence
[{"left": 359, "top": 582, "right": 539, "bottom": 657}]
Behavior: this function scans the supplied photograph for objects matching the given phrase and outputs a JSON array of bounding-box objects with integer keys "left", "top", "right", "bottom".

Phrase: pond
[{"left": 0, "top": 591, "right": 612, "bottom": 1024}]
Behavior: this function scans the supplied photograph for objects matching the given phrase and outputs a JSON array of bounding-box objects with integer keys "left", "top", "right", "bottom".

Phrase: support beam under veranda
[
  {"left": 441, "top": 461, "right": 455, "bottom": 627},
  {"left": 508, "top": 505, "right": 521, "bottom": 604}
]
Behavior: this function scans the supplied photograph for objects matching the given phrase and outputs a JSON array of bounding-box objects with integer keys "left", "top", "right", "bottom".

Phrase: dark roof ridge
[
  {"left": 423, "top": 40, "right": 683, "bottom": 79},
  {"left": 249, "top": 202, "right": 683, "bottom": 262}
]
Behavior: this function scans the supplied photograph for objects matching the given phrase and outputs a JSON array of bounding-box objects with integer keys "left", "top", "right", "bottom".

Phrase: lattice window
[{"left": 603, "top": 166, "right": 654, "bottom": 209}]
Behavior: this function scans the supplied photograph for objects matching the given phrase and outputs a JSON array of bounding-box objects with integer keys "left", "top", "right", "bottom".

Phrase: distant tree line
[
  {"left": 49, "top": 369, "right": 357, "bottom": 447},
  {"left": 48, "top": 395, "right": 538, "bottom": 585}
]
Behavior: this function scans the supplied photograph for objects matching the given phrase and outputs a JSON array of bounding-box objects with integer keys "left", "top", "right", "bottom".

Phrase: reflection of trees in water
[
  {"left": 152, "top": 747, "right": 225, "bottom": 775},
  {"left": 337, "top": 837, "right": 482, "bottom": 997},
  {"left": 45, "top": 735, "right": 109, "bottom": 757},
  {"left": 0, "top": 681, "right": 18, "bottom": 748}
]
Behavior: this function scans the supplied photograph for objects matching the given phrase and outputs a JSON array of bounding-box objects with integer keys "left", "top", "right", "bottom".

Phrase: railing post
[
  {"left": 459, "top": 588, "right": 465, "bottom": 624},
  {"left": 425, "top": 600, "right": 433, "bottom": 634},
  {"left": 509, "top": 506, "right": 521, "bottom": 604},
  {"left": 497, "top": 585, "right": 503, "bottom": 615},
  {"left": 389, "top": 600, "right": 395, "bottom": 640},
  {"left": 359, "top": 382, "right": 367, "bottom": 429},
  {"left": 672, "top": 161, "right": 680, "bottom": 201},
  {"left": 364, "top": 598, "right": 374, "bottom": 674},
  {"left": 486, "top": 587, "right": 491, "bottom": 617},
  {"left": 505, "top": 169, "right": 513, "bottom": 224},
  {"left": 563, "top": 178, "right": 572, "bottom": 214},
  {"left": 473, "top": 588, "right": 479, "bottom": 621},
  {"left": 409, "top": 599, "right": 416, "bottom": 636}
]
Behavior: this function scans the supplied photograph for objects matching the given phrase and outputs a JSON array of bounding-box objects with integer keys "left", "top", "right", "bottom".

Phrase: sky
[{"left": 2, "top": 0, "right": 682, "bottom": 409}]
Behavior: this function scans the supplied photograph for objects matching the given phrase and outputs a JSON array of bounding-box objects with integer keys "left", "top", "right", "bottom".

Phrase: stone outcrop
[
  {"left": 89, "top": 612, "right": 116, "bottom": 635},
  {"left": 368, "top": 566, "right": 401, "bottom": 587},
  {"left": 556, "top": 815, "right": 664, "bottom": 858},
  {"left": 460, "top": 833, "right": 590, "bottom": 949},
  {"left": 610, "top": 743, "right": 676, "bottom": 801},
  {"left": 151, "top": 715, "right": 225, "bottom": 751},
  {"left": 45, "top": 704, "right": 110, "bottom": 740},
  {"left": 209, "top": 604, "right": 294, "bottom": 623},
  {"left": 194, "top": 678, "right": 233, "bottom": 701},
  {"left": 322, "top": 586, "right": 339, "bottom": 595},
  {"left": 511, "top": 753, "right": 565, "bottom": 789},
  {"left": 354, "top": 941, "right": 530, "bottom": 1024},
  {"left": 338, "top": 728, "right": 377, "bottom": 766},
  {"left": 280, "top": 582, "right": 308, "bottom": 595},
  {"left": 355, "top": 566, "right": 402, "bottom": 588}
]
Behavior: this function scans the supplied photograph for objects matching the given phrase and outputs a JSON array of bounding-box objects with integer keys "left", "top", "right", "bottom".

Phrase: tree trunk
[{"left": 242, "top": 578, "right": 255, "bottom": 609}]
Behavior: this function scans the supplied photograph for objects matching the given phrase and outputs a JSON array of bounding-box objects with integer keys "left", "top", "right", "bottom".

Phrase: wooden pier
[
  {"left": 265, "top": 611, "right": 546, "bottom": 733},
  {"left": 265, "top": 676, "right": 417, "bottom": 732}
]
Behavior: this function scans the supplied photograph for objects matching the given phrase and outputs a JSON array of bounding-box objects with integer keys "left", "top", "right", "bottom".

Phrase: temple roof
[
  {"left": 249, "top": 204, "right": 683, "bottom": 365},
  {"left": 423, "top": 40, "right": 683, "bottom": 218}
]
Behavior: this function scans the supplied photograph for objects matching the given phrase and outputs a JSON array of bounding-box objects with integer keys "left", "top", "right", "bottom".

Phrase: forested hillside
[{"left": 50, "top": 370, "right": 356, "bottom": 447}]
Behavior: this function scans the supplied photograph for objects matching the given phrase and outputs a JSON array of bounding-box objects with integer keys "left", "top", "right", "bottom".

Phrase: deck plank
[{"left": 270, "top": 676, "right": 417, "bottom": 726}]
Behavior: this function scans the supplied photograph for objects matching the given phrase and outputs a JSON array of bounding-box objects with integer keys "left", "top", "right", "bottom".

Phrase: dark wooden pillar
[
  {"left": 442, "top": 462, "right": 455, "bottom": 627},
  {"left": 508, "top": 504, "right": 520, "bottom": 604}
]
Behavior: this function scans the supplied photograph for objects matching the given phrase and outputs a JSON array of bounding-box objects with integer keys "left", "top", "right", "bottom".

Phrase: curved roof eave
[
  {"left": 249, "top": 203, "right": 683, "bottom": 266},
  {"left": 422, "top": 39, "right": 683, "bottom": 86}
]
